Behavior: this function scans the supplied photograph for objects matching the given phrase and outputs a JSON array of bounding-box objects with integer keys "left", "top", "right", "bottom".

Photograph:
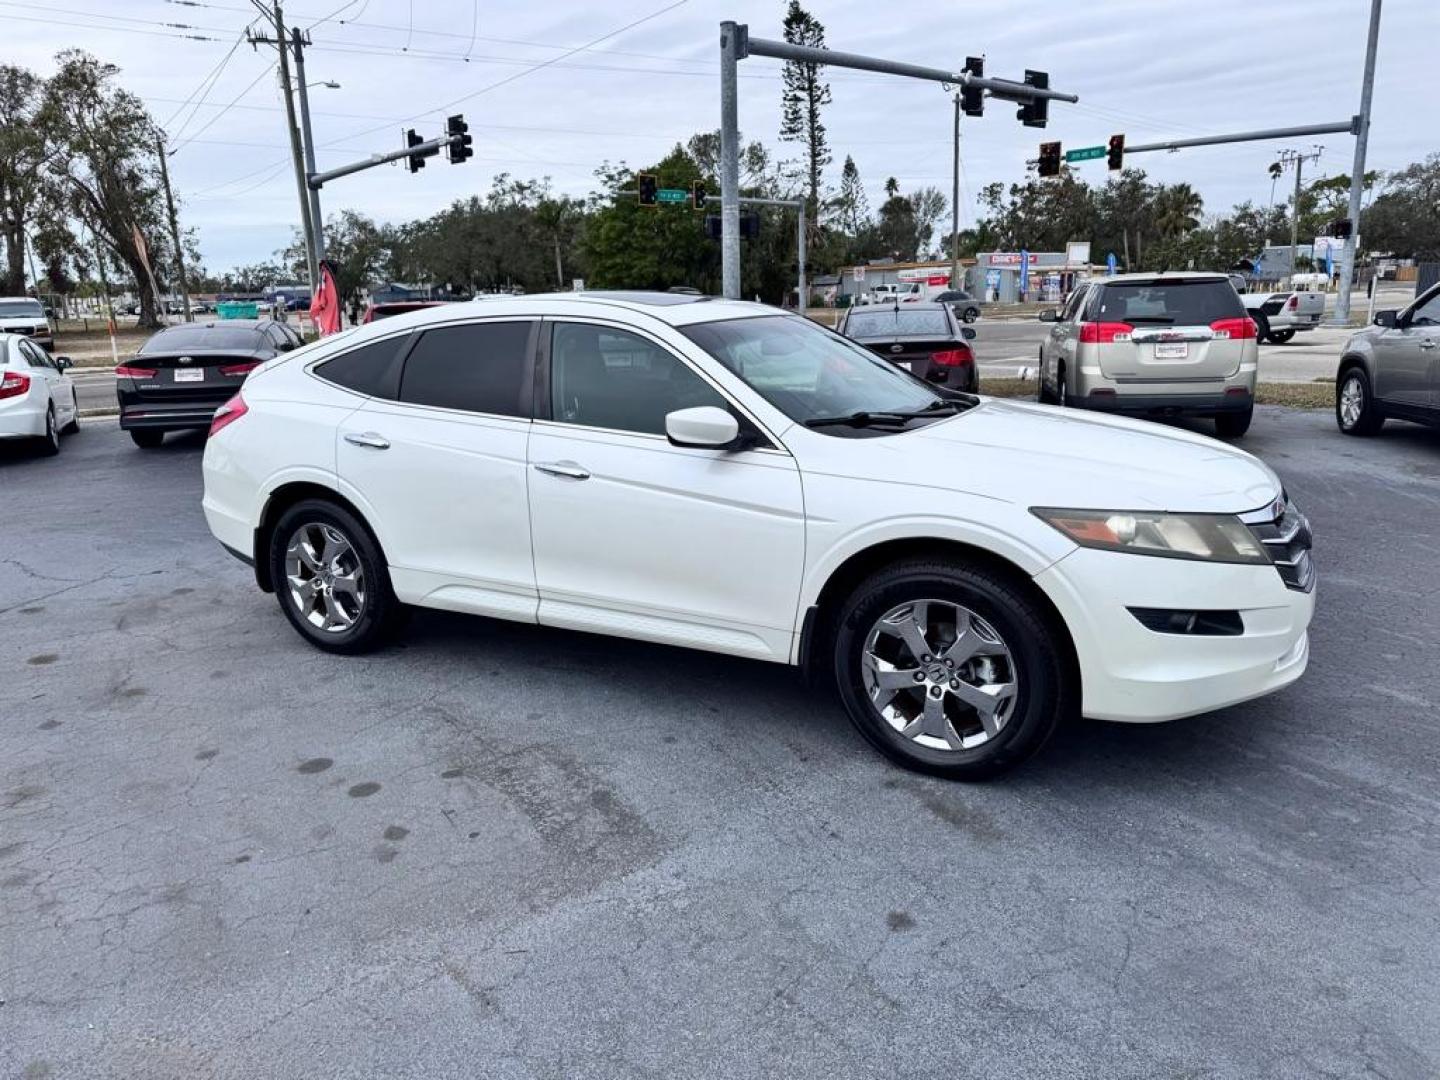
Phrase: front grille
[{"left": 1243, "top": 498, "right": 1314, "bottom": 592}]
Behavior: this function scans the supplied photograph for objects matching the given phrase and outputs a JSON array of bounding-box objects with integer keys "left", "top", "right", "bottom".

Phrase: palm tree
[{"left": 1154, "top": 183, "right": 1203, "bottom": 237}]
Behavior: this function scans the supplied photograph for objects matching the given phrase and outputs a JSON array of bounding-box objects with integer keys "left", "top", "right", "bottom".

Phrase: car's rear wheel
[
  {"left": 37, "top": 405, "right": 60, "bottom": 456},
  {"left": 1336, "top": 366, "right": 1384, "bottom": 436},
  {"left": 1215, "top": 406, "right": 1253, "bottom": 439},
  {"left": 130, "top": 429, "right": 164, "bottom": 449},
  {"left": 830, "top": 559, "right": 1068, "bottom": 780},
  {"left": 62, "top": 390, "right": 80, "bottom": 434},
  {"left": 269, "top": 499, "right": 401, "bottom": 654},
  {"left": 1250, "top": 311, "right": 1271, "bottom": 343},
  {"left": 1268, "top": 329, "right": 1295, "bottom": 344}
]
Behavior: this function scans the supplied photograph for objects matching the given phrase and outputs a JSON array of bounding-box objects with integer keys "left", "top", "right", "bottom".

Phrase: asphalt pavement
[{"left": 3, "top": 413, "right": 1439, "bottom": 1079}]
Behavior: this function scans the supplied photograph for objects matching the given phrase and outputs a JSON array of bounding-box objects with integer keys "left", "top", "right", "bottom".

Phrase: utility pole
[
  {"left": 154, "top": 129, "right": 193, "bottom": 322},
  {"left": 719, "top": 22, "right": 742, "bottom": 302},
  {"left": 290, "top": 26, "right": 325, "bottom": 261},
  {"left": 1276, "top": 146, "right": 1323, "bottom": 281},
  {"left": 1335, "top": 0, "right": 1381, "bottom": 326},
  {"left": 249, "top": 1, "right": 318, "bottom": 287},
  {"left": 950, "top": 92, "right": 961, "bottom": 290}
]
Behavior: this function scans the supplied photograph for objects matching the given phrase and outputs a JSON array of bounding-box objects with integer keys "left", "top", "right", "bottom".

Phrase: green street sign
[
  {"left": 656, "top": 188, "right": 688, "bottom": 204},
  {"left": 1065, "top": 145, "right": 1106, "bottom": 163}
]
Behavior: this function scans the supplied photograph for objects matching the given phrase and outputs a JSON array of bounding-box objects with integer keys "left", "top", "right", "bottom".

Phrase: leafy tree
[
  {"left": 875, "top": 190, "right": 919, "bottom": 261},
  {"left": 1362, "top": 154, "right": 1440, "bottom": 259},
  {"left": 778, "top": 1, "right": 831, "bottom": 219},
  {"left": 41, "top": 51, "right": 173, "bottom": 327},
  {"left": 0, "top": 65, "right": 55, "bottom": 296},
  {"left": 909, "top": 186, "right": 949, "bottom": 258}
]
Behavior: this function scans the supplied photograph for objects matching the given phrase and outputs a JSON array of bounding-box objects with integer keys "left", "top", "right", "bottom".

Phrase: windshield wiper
[
  {"left": 804, "top": 410, "right": 915, "bottom": 429},
  {"left": 804, "top": 400, "right": 963, "bottom": 429}
]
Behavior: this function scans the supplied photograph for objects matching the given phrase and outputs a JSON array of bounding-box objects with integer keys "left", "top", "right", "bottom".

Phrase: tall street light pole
[
  {"left": 291, "top": 30, "right": 326, "bottom": 262},
  {"left": 950, "top": 92, "right": 961, "bottom": 290},
  {"left": 1335, "top": 0, "right": 1382, "bottom": 326}
]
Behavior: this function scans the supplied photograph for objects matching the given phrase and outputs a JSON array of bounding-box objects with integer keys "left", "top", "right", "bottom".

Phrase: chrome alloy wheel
[
  {"left": 861, "top": 600, "right": 1019, "bottom": 751},
  {"left": 285, "top": 522, "right": 366, "bottom": 633},
  {"left": 1339, "top": 374, "right": 1364, "bottom": 429}
]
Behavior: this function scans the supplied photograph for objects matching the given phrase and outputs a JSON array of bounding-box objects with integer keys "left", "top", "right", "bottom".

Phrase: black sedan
[
  {"left": 116, "top": 319, "right": 303, "bottom": 448},
  {"left": 838, "top": 303, "right": 979, "bottom": 391},
  {"left": 931, "top": 289, "right": 983, "bottom": 323}
]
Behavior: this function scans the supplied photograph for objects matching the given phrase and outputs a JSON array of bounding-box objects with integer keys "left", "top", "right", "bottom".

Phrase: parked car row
[{"left": 0, "top": 333, "right": 78, "bottom": 455}]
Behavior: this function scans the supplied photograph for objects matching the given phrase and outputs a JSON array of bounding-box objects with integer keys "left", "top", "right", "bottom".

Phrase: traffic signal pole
[
  {"left": 717, "top": 20, "right": 1077, "bottom": 300},
  {"left": 1335, "top": 0, "right": 1382, "bottom": 327}
]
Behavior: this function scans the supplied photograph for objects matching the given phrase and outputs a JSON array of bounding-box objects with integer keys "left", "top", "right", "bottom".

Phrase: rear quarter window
[
  {"left": 1093, "top": 280, "right": 1246, "bottom": 324},
  {"left": 314, "top": 337, "right": 404, "bottom": 398}
]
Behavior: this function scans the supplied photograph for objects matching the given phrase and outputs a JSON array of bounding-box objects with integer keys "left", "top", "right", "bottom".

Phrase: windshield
[
  {"left": 0, "top": 300, "right": 44, "bottom": 318},
  {"left": 139, "top": 325, "right": 267, "bottom": 353},
  {"left": 845, "top": 309, "right": 950, "bottom": 337},
  {"left": 1093, "top": 280, "right": 1245, "bottom": 325},
  {"left": 681, "top": 315, "right": 946, "bottom": 426}
]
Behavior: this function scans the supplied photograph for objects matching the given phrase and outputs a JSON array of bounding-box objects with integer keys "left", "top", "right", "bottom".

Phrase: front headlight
[{"left": 1032, "top": 508, "right": 1271, "bottom": 565}]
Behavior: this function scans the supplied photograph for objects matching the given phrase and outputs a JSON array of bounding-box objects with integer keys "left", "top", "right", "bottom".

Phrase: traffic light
[
  {"left": 1330, "top": 218, "right": 1354, "bottom": 239},
  {"left": 1017, "top": 69, "right": 1049, "bottom": 128},
  {"left": 405, "top": 128, "right": 425, "bottom": 173},
  {"left": 704, "top": 214, "right": 722, "bottom": 240},
  {"left": 1107, "top": 133, "right": 1125, "bottom": 171},
  {"left": 741, "top": 213, "right": 761, "bottom": 239},
  {"left": 1038, "top": 141, "right": 1062, "bottom": 178},
  {"left": 637, "top": 174, "right": 658, "bottom": 206},
  {"left": 445, "top": 114, "right": 472, "bottom": 164},
  {"left": 960, "top": 56, "right": 984, "bottom": 117},
  {"left": 691, "top": 179, "right": 707, "bottom": 210}
]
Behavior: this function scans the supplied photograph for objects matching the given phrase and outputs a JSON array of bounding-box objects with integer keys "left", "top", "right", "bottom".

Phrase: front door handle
[
  {"left": 1419, "top": 339, "right": 1437, "bottom": 350},
  {"left": 533, "top": 460, "right": 590, "bottom": 481},
  {"left": 344, "top": 431, "right": 390, "bottom": 450}
]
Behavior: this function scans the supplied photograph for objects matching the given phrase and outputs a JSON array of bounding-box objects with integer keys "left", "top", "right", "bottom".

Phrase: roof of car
[
  {"left": 1089, "top": 271, "right": 1232, "bottom": 284},
  {"left": 344, "top": 290, "right": 784, "bottom": 333}
]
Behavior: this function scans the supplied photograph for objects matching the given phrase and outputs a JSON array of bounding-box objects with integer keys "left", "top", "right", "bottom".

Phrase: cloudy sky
[{"left": 8, "top": 0, "right": 1435, "bottom": 273}]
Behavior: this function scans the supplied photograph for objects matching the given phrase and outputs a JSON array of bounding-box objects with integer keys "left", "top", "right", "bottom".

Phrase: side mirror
[
  {"left": 665, "top": 405, "right": 741, "bottom": 449},
  {"left": 54, "top": 355, "right": 73, "bottom": 370},
  {"left": 1038, "top": 309, "right": 1058, "bottom": 323},
  {"left": 961, "top": 326, "right": 976, "bottom": 341},
  {"left": 1374, "top": 309, "right": 1398, "bottom": 328}
]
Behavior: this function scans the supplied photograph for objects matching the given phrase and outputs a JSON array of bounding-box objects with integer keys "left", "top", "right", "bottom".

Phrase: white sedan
[
  {"left": 201, "top": 292, "right": 1314, "bottom": 779},
  {"left": 0, "top": 333, "right": 79, "bottom": 455}
]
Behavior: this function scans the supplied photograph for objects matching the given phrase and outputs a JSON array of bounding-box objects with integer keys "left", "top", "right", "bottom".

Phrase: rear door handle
[
  {"left": 1420, "top": 339, "right": 1437, "bottom": 350},
  {"left": 344, "top": 431, "right": 390, "bottom": 450},
  {"left": 533, "top": 460, "right": 590, "bottom": 481}
]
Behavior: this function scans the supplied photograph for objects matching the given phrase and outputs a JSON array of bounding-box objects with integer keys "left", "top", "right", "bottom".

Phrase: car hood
[{"left": 860, "top": 398, "right": 1281, "bottom": 514}]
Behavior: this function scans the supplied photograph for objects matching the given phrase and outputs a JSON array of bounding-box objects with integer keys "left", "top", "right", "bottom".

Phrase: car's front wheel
[
  {"left": 962, "top": 307, "right": 979, "bottom": 323},
  {"left": 268, "top": 499, "right": 402, "bottom": 654},
  {"left": 1336, "top": 366, "right": 1384, "bottom": 436},
  {"left": 830, "top": 559, "right": 1069, "bottom": 780}
]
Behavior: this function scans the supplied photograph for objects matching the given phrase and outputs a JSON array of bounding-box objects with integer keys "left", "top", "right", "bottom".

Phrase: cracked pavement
[{"left": 2, "top": 414, "right": 1439, "bottom": 1079}]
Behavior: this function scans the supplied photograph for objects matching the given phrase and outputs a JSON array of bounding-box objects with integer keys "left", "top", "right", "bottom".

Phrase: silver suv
[
  {"left": 1037, "top": 272, "right": 1260, "bottom": 438},
  {"left": 1335, "top": 281, "right": 1440, "bottom": 436}
]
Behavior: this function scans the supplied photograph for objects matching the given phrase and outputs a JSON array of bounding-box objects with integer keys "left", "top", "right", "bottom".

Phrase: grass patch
[{"left": 978, "top": 378, "right": 1333, "bottom": 410}]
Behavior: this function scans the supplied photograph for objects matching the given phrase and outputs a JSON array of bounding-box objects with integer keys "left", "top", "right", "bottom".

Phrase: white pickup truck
[{"left": 1239, "top": 287, "right": 1326, "bottom": 343}]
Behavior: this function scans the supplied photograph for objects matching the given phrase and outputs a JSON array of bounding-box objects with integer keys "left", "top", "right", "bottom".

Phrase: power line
[
  {"left": 0, "top": 8, "right": 227, "bottom": 41},
  {"left": 169, "top": 62, "right": 276, "bottom": 153},
  {"left": 165, "top": 26, "right": 256, "bottom": 141}
]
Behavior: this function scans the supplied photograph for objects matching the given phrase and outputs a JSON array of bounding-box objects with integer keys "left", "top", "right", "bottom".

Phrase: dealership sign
[{"left": 986, "top": 252, "right": 1039, "bottom": 267}]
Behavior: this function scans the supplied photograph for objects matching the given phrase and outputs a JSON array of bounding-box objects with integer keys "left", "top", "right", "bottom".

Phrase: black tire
[
  {"left": 1336, "top": 365, "right": 1384, "bottom": 436},
  {"left": 829, "top": 559, "right": 1070, "bottom": 780},
  {"left": 268, "top": 498, "right": 402, "bottom": 655},
  {"left": 61, "top": 390, "right": 81, "bottom": 434},
  {"left": 1036, "top": 352, "right": 1055, "bottom": 404},
  {"left": 130, "top": 429, "right": 164, "bottom": 449},
  {"left": 1056, "top": 362, "right": 1071, "bottom": 407},
  {"left": 1268, "top": 329, "right": 1295, "bottom": 344},
  {"left": 37, "top": 405, "right": 60, "bottom": 456},
  {"left": 1215, "top": 406, "right": 1253, "bottom": 439},
  {"left": 961, "top": 306, "right": 979, "bottom": 323},
  {"left": 1250, "top": 311, "right": 1271, "bottom": 343}
]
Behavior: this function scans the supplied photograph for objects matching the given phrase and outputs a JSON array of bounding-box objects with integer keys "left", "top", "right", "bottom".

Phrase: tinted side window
[
  {"left": 398, "top": 321, "right": 532, "bottom": 417},
  {"left": 315, "top": 338, "right": 403, "bottom": 398},
  {"left": 550, "top": 323, "right": 726, "bottom": 436},
  {"left": 1408, "top": 289, "right": 1440, "bottom": 327}
]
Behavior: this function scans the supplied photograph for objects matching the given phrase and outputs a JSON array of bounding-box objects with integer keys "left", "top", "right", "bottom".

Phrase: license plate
[
  {"left": 1154, "top": 343, "right": 1188, "bottom": 359},
  {"left": 174, "top": 368, "right": 204, "bottom": 382}
]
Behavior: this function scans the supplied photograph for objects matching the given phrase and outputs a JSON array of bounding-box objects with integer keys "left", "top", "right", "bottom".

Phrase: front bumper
[{"left": 1034, "top": 546, "right": 1314, "bottom": 723}]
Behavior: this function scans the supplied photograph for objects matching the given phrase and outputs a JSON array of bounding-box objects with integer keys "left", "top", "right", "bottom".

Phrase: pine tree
[
  {"left": 833, "top": 155, "right": 868, "bottom": 235},
  {"left": 778, "top": 1, "right": 831, "bottom": 215}
]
